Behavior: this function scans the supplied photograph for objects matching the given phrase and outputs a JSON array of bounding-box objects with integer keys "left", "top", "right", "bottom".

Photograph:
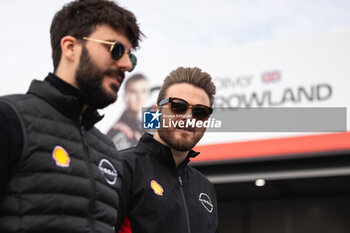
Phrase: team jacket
[
  {"left": 117, "top": 133, "right": 218, "bottom": 233},
  {"left": 0, "top": 75, "right": 121, "bottom": 233}
]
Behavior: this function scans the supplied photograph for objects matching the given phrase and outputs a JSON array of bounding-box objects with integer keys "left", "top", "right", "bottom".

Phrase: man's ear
[
  {"left": 153, "top": 104, "right": 158, "bottom": 111},
  {"left": 60, "top": 36, "right": 81, "bottom": 62}
]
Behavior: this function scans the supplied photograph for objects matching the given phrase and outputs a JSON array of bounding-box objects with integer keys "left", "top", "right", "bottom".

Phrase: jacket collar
[
  {"left": 136, "top": 133, "right": 200, "bottom": 170},
  {"left": 26, "top": 73, "right": 103, "bottom": 130}
]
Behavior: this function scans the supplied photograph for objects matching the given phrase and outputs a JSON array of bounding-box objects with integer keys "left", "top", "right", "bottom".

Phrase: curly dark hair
[
  {"left": 157, "top": 67, "right": 216, "bottom": 106},
  {"left": 50, "top": 0, "right": 143, "bottom": 71}
]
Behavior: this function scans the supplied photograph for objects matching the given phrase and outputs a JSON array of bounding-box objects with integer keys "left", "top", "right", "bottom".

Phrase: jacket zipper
[
  {"left": 80, "top": 124, "right": 97, "bottom": 233},
  {"left": 178, "top": 176, "right": 192, "bottom": 233}
]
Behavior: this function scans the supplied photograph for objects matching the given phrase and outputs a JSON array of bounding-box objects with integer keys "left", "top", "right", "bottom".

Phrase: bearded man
[
  {"left": 117, "top": 67, "right": 218, "bottom": 233},
  {"left": 0, "top": 1, "right": 142, "bottom": 232}
]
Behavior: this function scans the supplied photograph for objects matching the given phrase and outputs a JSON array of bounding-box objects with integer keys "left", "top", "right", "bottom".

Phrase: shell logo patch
[
  {"left": 52, "top": 146, "right": 70, "bottom": 167},
  {"left": 150, "top": 180, "right": 164, "bottom": 196}
]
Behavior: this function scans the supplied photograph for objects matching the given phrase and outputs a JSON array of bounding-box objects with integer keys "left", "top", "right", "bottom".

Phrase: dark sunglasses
[
  {"left": 83, "top": 37, "right": 137, "bottom": 72},
  {"left": 158, "top": 97, "right": 213, "bottom": 120}
]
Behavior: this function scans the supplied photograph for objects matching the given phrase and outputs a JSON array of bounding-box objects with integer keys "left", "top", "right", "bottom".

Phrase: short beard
[
  {"left": 75, "top": 45, "right": 124, "bottom": 109},
  {"left": 157, "top": 127, "right": 204, "bottom": 152}
]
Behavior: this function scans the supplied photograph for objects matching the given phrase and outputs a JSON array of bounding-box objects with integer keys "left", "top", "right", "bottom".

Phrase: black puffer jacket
[{"left": 0, "top": 77, "right": 121, "bottom": 233}]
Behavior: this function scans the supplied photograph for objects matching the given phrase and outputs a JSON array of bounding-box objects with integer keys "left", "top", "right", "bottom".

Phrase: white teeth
[{"left": 108, "top": 75, "right": 120, "bottom": 84}]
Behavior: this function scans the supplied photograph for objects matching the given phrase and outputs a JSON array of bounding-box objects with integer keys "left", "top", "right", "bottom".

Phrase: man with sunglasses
[
  {"left": 0, "top": 1, "right": 142, "bottom": 232},
  {"left": 117, "top": 67, "right": 218, "bottom": 233}
]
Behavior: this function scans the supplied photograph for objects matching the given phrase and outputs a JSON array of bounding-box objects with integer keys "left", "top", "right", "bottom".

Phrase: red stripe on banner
[{"left": 193, "top": 132, "right": 350, "bottom": 163}]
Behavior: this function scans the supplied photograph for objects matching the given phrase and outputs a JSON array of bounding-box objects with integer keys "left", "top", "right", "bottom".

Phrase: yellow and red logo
[
  {"left": 150, "top": 180, "right": 164, "bottom": 196},
  {"left": 52, "top": 146, "right": 70, "bottom": 167}
]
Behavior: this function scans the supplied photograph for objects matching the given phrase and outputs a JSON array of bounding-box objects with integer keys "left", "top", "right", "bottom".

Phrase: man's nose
[{"left": 114, "top": 53, "right": 132, "bottom": 72}]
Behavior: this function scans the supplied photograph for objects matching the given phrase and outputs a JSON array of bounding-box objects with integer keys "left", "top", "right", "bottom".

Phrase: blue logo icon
[{"left": 143, "top": 110, "right": 161, "bottom": 129}]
